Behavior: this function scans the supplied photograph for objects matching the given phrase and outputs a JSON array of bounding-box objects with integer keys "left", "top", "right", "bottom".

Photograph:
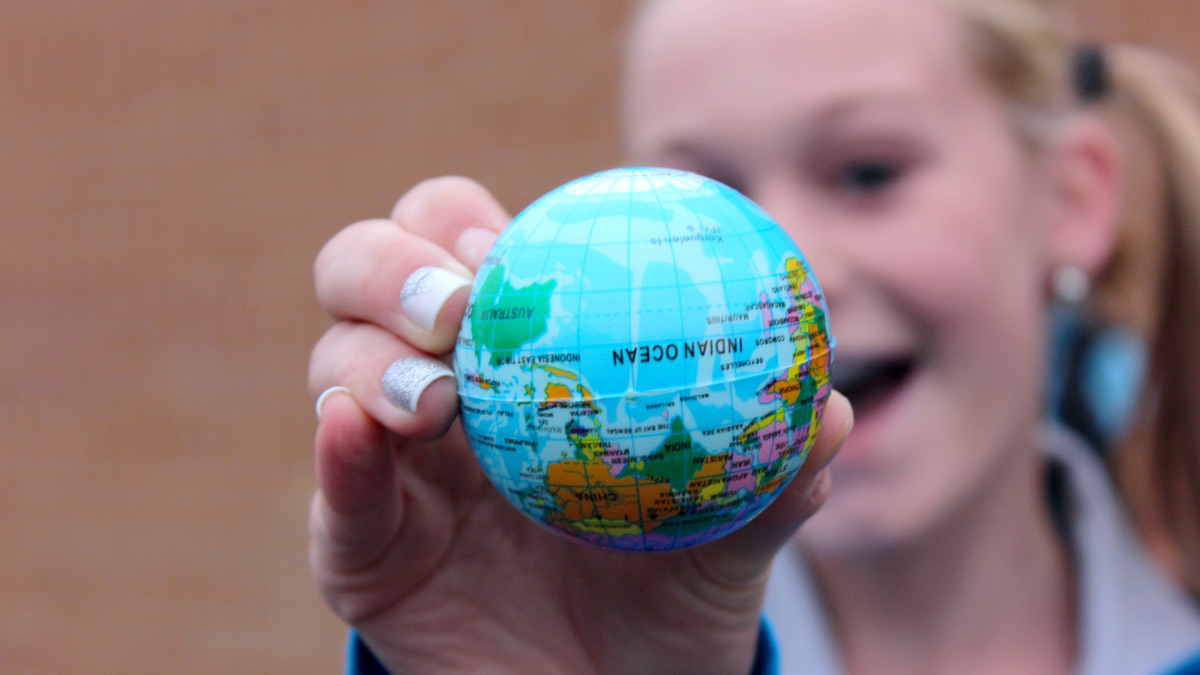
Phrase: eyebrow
[
  {"left": 803, "top": 90, "right": 928, "bottom": 126},
  {"left": 647, "top": 90, "right": 930, "bottom": 159}
]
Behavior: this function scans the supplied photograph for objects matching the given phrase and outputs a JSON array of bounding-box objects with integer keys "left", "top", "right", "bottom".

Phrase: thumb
[{"left": 693, "top": 390, "right": 853, "bottom": 583}]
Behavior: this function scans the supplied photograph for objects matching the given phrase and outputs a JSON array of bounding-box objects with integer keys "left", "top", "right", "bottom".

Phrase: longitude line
[
  {"left": 719, "top": 191, "right": 818, "bottom": 473},
  {"left": 659, "top": 176, "right": 786, "bottom": 536},
  {"left": 519, "top": 180, "right": 602, "bottom": 541},
  {"left": 569, "top": 171, "right": 630, "bottom": 545}
]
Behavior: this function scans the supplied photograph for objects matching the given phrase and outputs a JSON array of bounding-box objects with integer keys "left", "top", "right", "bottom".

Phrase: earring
[{"left": 1053, "top": 265, "right": 1090, "bottom": 305}]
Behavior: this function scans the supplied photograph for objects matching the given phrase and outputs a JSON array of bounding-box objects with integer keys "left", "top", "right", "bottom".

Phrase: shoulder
[
  {"left": 762, "top": 544, "right": 840, "bottom": 675},
  {"left": 1163, "top": 649, "right": 1200, "bottom": 675},
  {"left": 1042, "top": 425, "right": 1200, "bottom": 675}
]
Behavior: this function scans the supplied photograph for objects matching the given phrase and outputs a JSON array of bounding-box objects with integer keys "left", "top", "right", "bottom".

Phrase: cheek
[
  {"left": 874, "top": 150, "right": 1049, "bottom": 373},
  {"left": 923, "top": 187, "right": 1046, "bottom": 377},
  {"left": 906, "top": 232, "right": 1044, "bottom": 374},
  {"left": 808, "top": 169, "right": 1050, "bottom": 550},
  {"left": 892, "top": 164, "right": 1049, "bottom": 443}
]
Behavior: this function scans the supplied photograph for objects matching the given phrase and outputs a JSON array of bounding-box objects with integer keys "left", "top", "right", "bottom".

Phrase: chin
[{"left": 797, "top": 478, "right": 944, "bottom": 557}]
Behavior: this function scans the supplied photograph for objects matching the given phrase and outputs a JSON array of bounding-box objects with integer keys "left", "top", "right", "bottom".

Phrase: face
[{"left": 625, "top": 0, "right": 1054, "bottom": 554}]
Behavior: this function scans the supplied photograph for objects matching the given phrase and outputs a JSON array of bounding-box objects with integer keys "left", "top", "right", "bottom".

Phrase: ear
[{"left": 1042, "top": 114, "right": 1124, "bottom": 283}]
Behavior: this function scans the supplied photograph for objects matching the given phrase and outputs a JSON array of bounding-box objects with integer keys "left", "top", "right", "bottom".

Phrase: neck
[{"left": 802, "top": 441, "right": 1077, "bottom": 675}]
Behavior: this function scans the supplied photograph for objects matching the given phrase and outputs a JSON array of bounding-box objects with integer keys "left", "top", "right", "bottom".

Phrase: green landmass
[
  {"left": 638, "top": 416, "right": 703, "bottom": 492},
  {"left": 789, "top": 376, "right": 817, "bottom": 429},
  {"left": 471, "top": 264, "right": 556, "bottom": 367}
]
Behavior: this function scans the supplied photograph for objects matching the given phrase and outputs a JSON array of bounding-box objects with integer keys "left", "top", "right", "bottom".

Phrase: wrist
[{"left": 345, "top": 619, "right": 779, "bottom": 675}]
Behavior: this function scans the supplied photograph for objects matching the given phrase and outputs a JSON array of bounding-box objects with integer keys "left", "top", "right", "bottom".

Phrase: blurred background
[{"left": 1, "top": 2, "right": 1197, "bottom": 673}]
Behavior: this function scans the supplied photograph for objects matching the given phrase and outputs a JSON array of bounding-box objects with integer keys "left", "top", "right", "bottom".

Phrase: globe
[{"left": 454, "top": 167, "right": 834, "bottom": 552}]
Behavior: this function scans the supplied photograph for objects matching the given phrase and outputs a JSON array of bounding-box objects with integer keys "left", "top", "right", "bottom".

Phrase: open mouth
[{"left": 832, "top": 355, "right": 917, "bottom": 416}]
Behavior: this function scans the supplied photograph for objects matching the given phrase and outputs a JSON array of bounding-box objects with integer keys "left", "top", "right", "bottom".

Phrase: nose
[{"left": 751, "top": 177, "right": 849, "bottom": 312}]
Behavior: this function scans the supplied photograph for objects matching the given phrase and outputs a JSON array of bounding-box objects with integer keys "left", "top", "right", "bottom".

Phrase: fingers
[
  {"left": 390, "top": 176, "right": 509, "bottom": 272},
  {"left": 309, "top": 177, "right": 509, "bottom": 613},
  {"left": 309, "top": 321, "right": 460, "bottom": 440},
  {"left": 308, "top": 325, "right": 461, "bottom": 599},
  {"left": 311, "top": 390, "right": 398, "bottom": 561},
  {"left": 315, "top": 219, "right": 474, "bottom": 355},
  {"left": 315, "top": 178, "right": 510, "bottom": 356},
  {"left": 309, "top": 391, "right": 417, "bottom": 623},
  {"left": 697, "top": 390, "right": 854, "bottom": 582}
]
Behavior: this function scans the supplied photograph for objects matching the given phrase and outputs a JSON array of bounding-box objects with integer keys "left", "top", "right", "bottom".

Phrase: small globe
[{"left": 454, "top": 167, "right": 834, "bottom": 552}]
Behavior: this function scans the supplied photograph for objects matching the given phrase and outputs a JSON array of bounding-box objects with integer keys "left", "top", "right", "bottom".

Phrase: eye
[{"left": 836, "top": 159, "right": 904, "bottom": 193}]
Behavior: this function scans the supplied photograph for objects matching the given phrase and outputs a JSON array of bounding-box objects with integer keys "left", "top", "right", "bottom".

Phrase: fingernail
[
  {"left": 381, "top": 357, "right": 454, "bottom": 413},
  {"left": 802, "top": 468, "right": 833, "bottom": 511},
  {"left": 400, "top": 267, "right": 471, "bottom": 332},
  {"left": 315, "top": 386, "right": 351, "bottom": 421},
  {"left": 832, "top": 390, "right": 854, "bottom": 441},
  {"left": 455, "top": 227, "right": 500, "bottom": 270}
]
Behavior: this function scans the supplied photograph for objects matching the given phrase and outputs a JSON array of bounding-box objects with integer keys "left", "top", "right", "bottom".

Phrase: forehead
[{"left": 624, "top": 0, "right": 981, "bottom": 146}]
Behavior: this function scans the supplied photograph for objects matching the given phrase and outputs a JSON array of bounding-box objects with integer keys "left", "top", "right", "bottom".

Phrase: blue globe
[{"left": 454, "top": 167, "right": 834, "bottom": 551}]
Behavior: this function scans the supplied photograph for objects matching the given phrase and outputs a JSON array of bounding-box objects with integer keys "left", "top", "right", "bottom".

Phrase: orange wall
[
  {"left": 1, "top": 2, "right": 1195, "bottom": 673},
  {"left": 1, "top": 4, "right": 634, "bottom": 673}
]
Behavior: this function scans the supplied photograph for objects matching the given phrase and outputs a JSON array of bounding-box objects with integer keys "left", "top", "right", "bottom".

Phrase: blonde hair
[{"left": 948, "top": 0, "right": 1200, "bottom": 597}]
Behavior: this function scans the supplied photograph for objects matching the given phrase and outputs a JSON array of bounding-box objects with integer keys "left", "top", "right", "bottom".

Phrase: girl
[{"left": 308, "top": 0, "right": 1200, "bottom": 672}]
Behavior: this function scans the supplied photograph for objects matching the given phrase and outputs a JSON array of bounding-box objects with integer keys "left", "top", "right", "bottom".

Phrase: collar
[{"left": 764, "top": 424, "right": 1200, "bottom": 675}]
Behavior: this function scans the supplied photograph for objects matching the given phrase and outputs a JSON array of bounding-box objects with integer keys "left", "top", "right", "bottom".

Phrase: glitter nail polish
[{"left": 381, "top": 357, "right": 454, "bottom": 413}]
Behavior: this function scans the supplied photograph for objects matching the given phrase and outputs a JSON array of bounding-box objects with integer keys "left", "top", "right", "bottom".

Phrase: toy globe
[{"left": 453, "top": 167, "right": 834, "bottom": 552}]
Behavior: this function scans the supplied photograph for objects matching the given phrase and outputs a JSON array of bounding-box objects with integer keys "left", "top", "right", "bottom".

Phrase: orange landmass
[
  {"left": 757, "top": 471, "right": 789, "bottom": 496},
  {"left": 547, "top": 459, "right": 680, "bottom": 531},
  {"left": 766, "top": 378, "right": 803, "bottom": 406}
]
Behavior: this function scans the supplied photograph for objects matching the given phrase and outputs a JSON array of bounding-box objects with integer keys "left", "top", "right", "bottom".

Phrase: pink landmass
[
  {"left": 725, "top": 449, "right": 757, "bottom": 496},
  {"left": 756, "top": 419, "right": 791, "bottom": 465},
  {"left": 604, "top": 443, "right": 630, "bottom": 477}
]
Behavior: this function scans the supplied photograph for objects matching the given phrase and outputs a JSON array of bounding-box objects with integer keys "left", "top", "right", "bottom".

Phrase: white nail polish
[
  {"left": 400, "top": 267, "right": 471, "bottom": 332},
  {"left": 316, "top": 386, "right": 351, "bottom": 421},
  {"left": 381, "top": 358, "right": 454, "bottom": 413}
]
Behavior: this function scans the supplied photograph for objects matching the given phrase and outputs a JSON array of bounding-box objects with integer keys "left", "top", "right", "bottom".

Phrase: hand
[{"left": 308, "top": 176, "right": 853, "bottom": 675}]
